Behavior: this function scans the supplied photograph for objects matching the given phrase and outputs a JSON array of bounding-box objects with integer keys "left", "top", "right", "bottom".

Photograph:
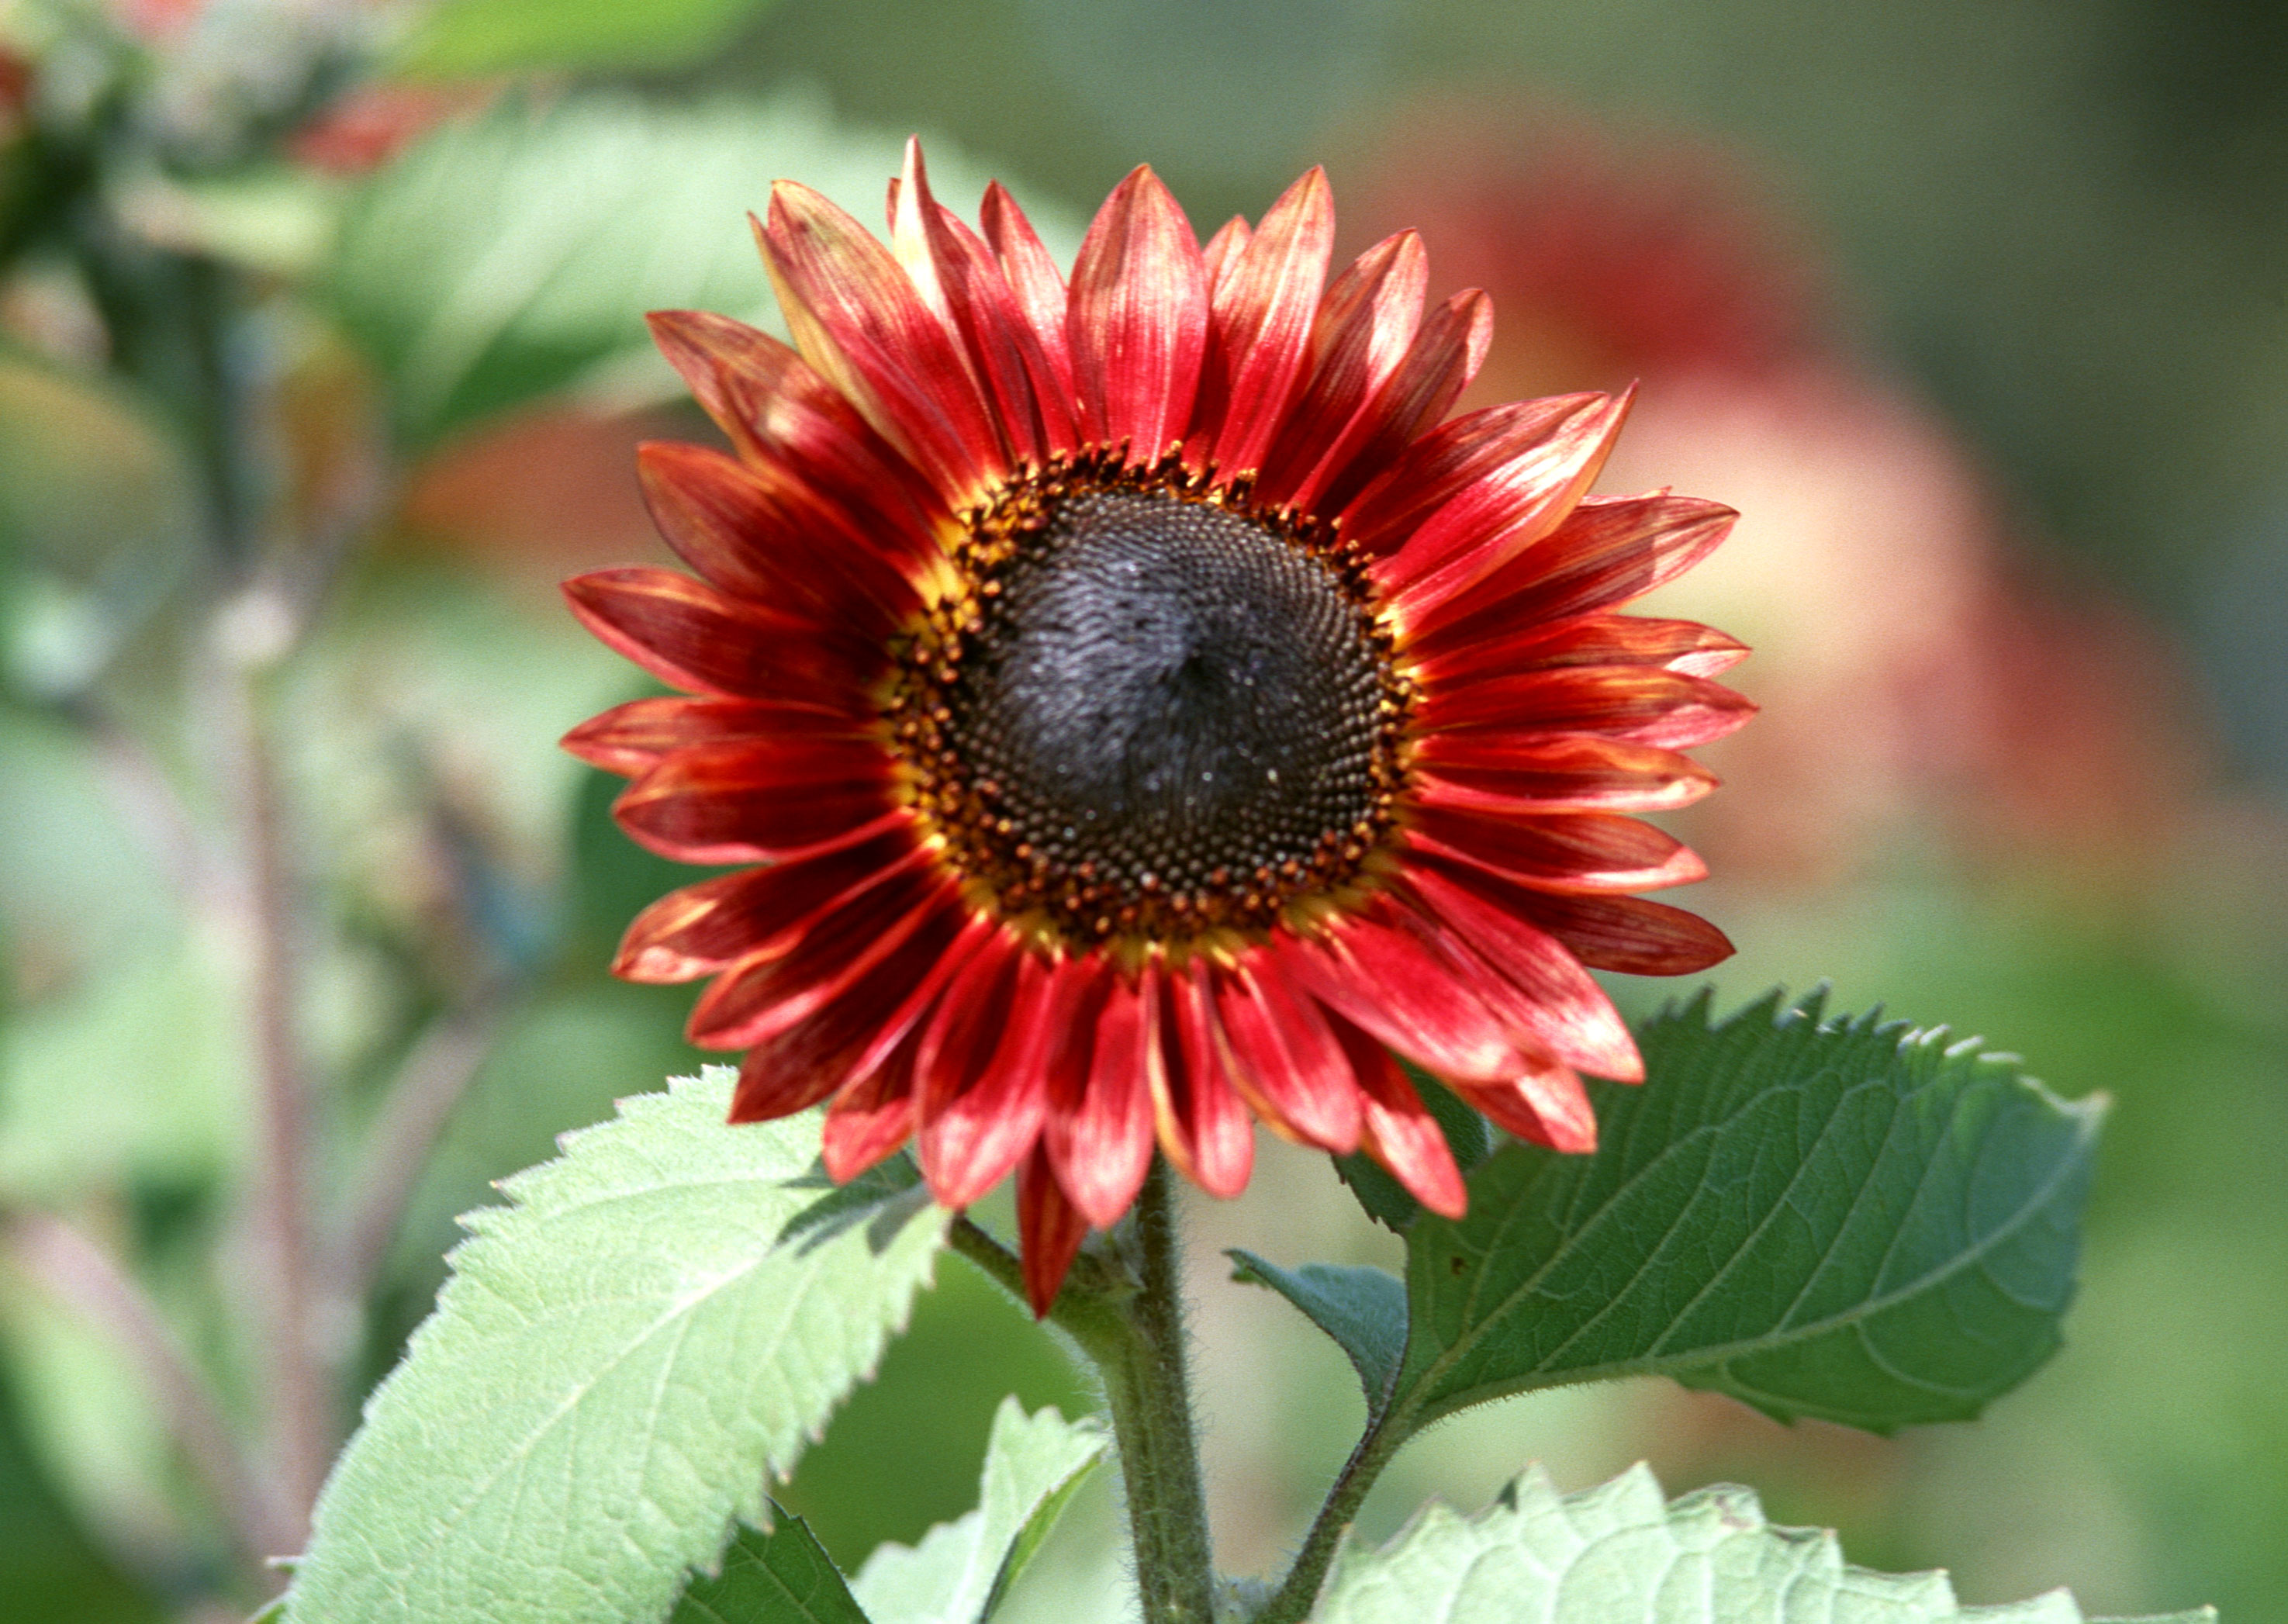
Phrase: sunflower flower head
[{"left": 563, "top": 142, "right": 1751, "bottom": 1314}]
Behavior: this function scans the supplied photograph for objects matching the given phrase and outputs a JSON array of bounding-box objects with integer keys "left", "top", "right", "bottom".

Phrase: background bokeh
[{"left": 2, "top": 1, "right": 2284, "bottom": 1619}]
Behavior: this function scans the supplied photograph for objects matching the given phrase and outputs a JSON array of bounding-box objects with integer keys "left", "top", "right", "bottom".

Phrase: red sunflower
[{"left": 562, "top": 143, "right": 1750, "bottom": 1313}]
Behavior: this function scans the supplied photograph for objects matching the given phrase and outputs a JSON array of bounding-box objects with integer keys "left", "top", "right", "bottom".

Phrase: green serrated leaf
[
  {"left": 328, "top": 92, "right": 1080, "bottom": 447},
  {"left": 1226, "top": 1253, "right": 1405, "bottom": 1408},
  {"left": 394, "top": 0, "right": 777, "bottom": 77},
  {"left": 1333, "top": 1069, "right": 1491, "bottom": 1231},
  {"left": 286, "top": 1068, "right": 950, "bottom": 1624},
  {"left": 669, "top": 1509, "right": 868, "bottom": 1624},
  {"left": 850, "top": 1399, "right": 1106, "bottom": 1624},
  {"left": 1398, "top": 993, "right": 2102, "bottom": 1433},
  {"left": 1315, "top": 1461, "right": 2209, "bottom": 1623}
]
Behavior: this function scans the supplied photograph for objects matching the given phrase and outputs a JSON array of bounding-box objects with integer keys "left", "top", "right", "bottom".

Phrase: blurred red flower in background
[{"left": 1347, "top": 103, "right": 2201, "bottom": 887}]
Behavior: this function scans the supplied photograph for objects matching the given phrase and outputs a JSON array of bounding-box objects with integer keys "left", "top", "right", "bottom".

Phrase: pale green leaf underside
[
  {"left": 852, "top": 1399, "right": 1108, "bottom": 1624},
  {"left": 669, "top": 1512, "right": 868, "bottom": 1624},
  {"left": 1316, "top": 1463, "right": 2210, "bottom": 1624},
  {"left": 287, "top": 1069, "right": 950, "bottom": 1624},
  {"left": 1402, "top": 993, "right": 2103, "bottom": 1432},
  {"left": 1227, "top": 1254, "right": 1406, "bottom": 1408}
]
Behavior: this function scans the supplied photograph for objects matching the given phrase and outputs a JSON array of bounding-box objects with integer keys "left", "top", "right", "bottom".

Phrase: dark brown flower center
[{"left": 890, "top": 459, "right": 1411, "bottom": 945}]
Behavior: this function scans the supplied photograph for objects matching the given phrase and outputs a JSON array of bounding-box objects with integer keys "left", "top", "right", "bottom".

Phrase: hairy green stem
[
  {"left": 1090, "top": 1161, "right": 1217, "bottom": 1624},
  {"left": 949, "top": 1163, "right": 1218, "bottom": 1623}
]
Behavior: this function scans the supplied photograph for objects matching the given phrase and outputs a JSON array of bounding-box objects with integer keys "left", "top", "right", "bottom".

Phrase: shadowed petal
[
  {"left": 613, "top": 738, "right": 898, "bottom": 864},
  {"left": 611, "top": 827, "right": 925, "bottom": 983},
  {"left": 1018, "top": 1145, "right": 1092, "bottom": 1317},
  {"left": 724, "top": 895, "right": 971, "bottom": 1127},
  {"left": 1417, "top": 860, "right": 1734, "bottom": 977},
  {"left": 638, "top": 441, "right": 921, "bottom": 631},
  {"left": 691, "top": 864, "right": 952, "bottom": 1050},
  {"left": 1067, "top": 166, "right": 1209, "bottom": 463},
  {"left": 1151, "top": 961, "right": 1253, "bottom": 1197},
  {"left": 818, "top": 1031, "right": 921, "bottom": 1181},
  {"left": 1212, "top": 958, "right": 1362, "bottom": 1152},
  {"left": 562, "top": 696, "right": 864, "bottom": 777},
  {"left": 561, "top": 568, "right": 878, "bottom": 707}
]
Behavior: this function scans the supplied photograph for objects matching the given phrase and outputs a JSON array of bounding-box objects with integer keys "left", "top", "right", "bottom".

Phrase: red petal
[
  {"left": 562, "top": 568, "right": 877, "bottom": 707},
  {"left": 818, "top": 1031, "right": 921, "bottom": 1180},
  {"left": 693, "top": 865, "right": 953, "bottom": 1050},
  {"left": 725, "top": 905, "right": 959, "bottom": 1125},
  {"left": 979, "top": 181, "right": 1078, "bottom": 412},
  {"left": 1411, "top": 733, "right": 1719, "bottom": 814},
  {"left": 810, "top": 910, "right": 1007, "bottom": 1173},
  {"left": 1449, "top": 1062, "right": 1598, "bottom": 1154},
  {"left": 899, "top": 143, "right": 1078, "bottom": 465},
  {"left": 762, "top": 181, "right": 1002, "bottom": 503},
  {"left": 1300, "top": 288, "right": 1491, "bottom": 520},
  {"left": 1395, "top": 867, "right": 1642, "bottom": 1082},
  {"left": 1420, "top": 664, "right": 1756, "bottom": 748},
  {"left": 725, "top": 894, "right": 971, "bottom": 1127},
  {"left": 1045, "top": 966, "right": 1156, "bottom": 1230},
  {"left": 562, "top": 696, "right": 863, "bottom": 777},
  {"left": 1067, "top": 167, "right": 1210, "bottom": 464},
  {"left": 1200, "top": 216, "right": 1251, "bottom": 292},
  {"left": 1412, "top": 494, "right": 1738, "bottom": 655},
  {"left": 1328, "top": 1014, "right": 1466, "bottom": 1219},
  {"left": 638, "top": 441, "right": 919, "bottom": 631},
  {"left": 1374, "top": 391, "right": 1633, "bottom": 620},
  {"left": 1212, "top": 957, "right": 1362, "bottom": 1152},
  {"left": 613, "top": 738, "right": 898, "bottom": 864},
  {"left": 1406, "top": 807, "right": 1706, "bottom": 894},
  {"left": 1276, "top": 906, "right": 1525, "bottom": 1085},
  {"left": 1253, "top": 230, "right": 1427, "bottom": 510},
  {"left": 1151, "top": 962, "right": 1253, "bottom": 1198},
  {"left": 611, "top": 827, "right": 925, "bottom": 983},
  {"left": 1196, "top": 168, "right": 1334, "bottom": 475},
  {"left": 1429, "top": 865, "right": 1733, "bottom": 978},
  {"left": 920, "top": 946, "right": 1080, "bottom": 1208},
  {"left": 643, "top": 309, "right": 949, "bottom": 558},
  {"left": 1417, "top": 613, "right": 1748, "bottom": 689},
  {"left": 1018, "top": 1145, "right": 1092, "bottom": 1318}
]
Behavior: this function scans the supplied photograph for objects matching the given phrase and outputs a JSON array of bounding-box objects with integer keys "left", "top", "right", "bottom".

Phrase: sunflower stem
[
  {"left": 1085, "top": 1159, "right": 1218, "bottom": 1624},
  {"left": 950, "top": 1170, "right": 1218, "bottom": 1622}
]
